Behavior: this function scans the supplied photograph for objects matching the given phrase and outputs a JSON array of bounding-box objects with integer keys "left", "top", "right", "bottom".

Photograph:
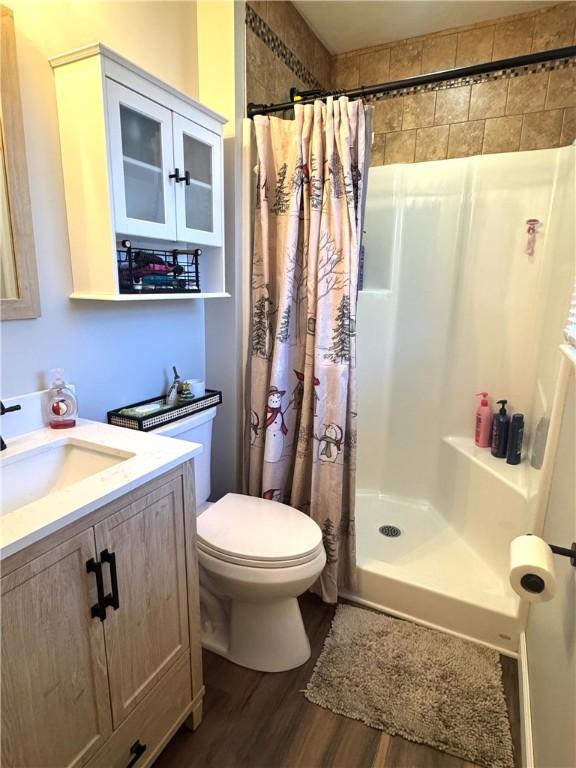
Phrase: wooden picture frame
[{"left": 0, "top": 5, "right": 40, "bottom": 320}]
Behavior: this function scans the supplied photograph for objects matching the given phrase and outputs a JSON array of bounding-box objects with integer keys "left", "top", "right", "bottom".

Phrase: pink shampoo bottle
[{"left": 475, "top": 392, "right": 492, "bottom": 448}]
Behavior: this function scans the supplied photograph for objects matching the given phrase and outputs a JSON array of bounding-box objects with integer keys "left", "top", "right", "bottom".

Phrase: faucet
[{"left": 0, "top": 401, "right": 22, "bottom": 451}]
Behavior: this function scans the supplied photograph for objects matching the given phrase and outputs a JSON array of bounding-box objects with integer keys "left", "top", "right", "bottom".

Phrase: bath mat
[{"left": 305, "top": 605, "right": 514, "bottom": 768}]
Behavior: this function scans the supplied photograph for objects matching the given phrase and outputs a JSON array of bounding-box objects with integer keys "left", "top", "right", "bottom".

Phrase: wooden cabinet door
[
  {"left": 94, "top": 477, "right": 190, "bottom": 727},
  {"left": 173, "top": 113, "right": 223, "bottom": 246},
  {"left": 106, "top": 79, "right": 177, "bottom": 241},
  {"left": 1, "top": 530, "right": 112, "bottom": 768}
]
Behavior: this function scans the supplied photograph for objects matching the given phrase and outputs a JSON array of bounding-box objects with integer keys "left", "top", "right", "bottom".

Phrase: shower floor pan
[{"left": 345, "top": 492, "right": 521, "bottom": 655}]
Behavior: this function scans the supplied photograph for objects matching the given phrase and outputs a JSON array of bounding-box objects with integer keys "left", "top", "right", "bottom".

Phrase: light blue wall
[{"left": 1, "top": 2, "right": 205, "bottom": 421}]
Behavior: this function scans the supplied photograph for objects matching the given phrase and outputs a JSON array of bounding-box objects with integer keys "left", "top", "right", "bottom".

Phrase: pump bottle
[
  {"left": 475, "top": 392, "right": 492, "bottom": 448},
  {"left": 491, "top": 399, "right": 510, "bottom": 458}
]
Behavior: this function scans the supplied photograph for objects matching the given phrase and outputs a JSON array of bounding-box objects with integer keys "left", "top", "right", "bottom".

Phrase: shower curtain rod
[{"left": 246, "top": 44, "right": 576, "bottom": 119}]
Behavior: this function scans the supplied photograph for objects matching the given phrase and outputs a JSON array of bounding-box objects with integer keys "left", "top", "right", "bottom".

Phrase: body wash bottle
[
  {"left": 45, "top": 369, "right": 77, "bottom": 429},
  {"left": 491, "top": 399, "right": 510, "bottom": 458},
  {"left": 475, "top": 392, "right": 492, "bottom": 447}
]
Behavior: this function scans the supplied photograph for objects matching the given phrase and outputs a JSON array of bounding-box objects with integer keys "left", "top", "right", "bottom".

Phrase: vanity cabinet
[
  {"left": 1, "top": 463, "right": 203, "bottom": 768},
  {"left": 50, "top": 44, "right": 227, "bottom": 300},
  {"left": 1, "top": 530, "right": 112, "bottom": 768}
]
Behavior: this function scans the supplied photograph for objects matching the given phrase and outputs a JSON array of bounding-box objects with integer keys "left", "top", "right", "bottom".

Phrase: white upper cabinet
[
  {"left": 107, "top": 81, "right": 177, "bottom": 241},
  {"left": 173, "top": 115, "right": 222, "bottom": 246},
  {"left": 50, "top": 45, "right": 227, "bottom": 300}
]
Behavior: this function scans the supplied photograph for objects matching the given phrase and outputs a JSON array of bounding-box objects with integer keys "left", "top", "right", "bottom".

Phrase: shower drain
[{"left": 379, "top": 524, "right": 402, "bottom": 538}]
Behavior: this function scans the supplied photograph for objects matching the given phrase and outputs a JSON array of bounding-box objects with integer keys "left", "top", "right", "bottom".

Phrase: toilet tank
[{"left": 151, "top": 406, "right": 217, "bottom": 509}]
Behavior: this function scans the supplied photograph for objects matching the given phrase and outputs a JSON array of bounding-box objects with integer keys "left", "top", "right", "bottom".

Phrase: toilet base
[{"left": 203, "top": 597, "right": 311, "bottom": 672}]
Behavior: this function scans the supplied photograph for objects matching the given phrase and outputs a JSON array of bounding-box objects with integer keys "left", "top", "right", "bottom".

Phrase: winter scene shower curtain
[{"left": 248, "top": 97, "right": 372, "bottom": 602}]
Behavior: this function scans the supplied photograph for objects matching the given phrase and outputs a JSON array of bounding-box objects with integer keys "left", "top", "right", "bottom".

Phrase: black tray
[{"left": 107, "top": 389, "right": 222, "bottom": 432}]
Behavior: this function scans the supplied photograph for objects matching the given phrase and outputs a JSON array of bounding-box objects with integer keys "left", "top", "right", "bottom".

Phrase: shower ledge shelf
[{"left": 443, "top": 436, "right": 537, "bottom": 500}]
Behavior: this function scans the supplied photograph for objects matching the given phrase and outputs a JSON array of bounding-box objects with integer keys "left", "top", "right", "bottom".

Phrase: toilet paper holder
[{"left": 548, "top": 541, "right": 576, "bottom": 567}]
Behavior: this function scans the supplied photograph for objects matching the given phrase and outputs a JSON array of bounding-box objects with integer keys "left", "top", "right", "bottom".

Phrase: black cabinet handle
[
  {"left": 126, "top": 740, "right": 147, "bottom": 768},
  {"left": 86, "top": 558, "right": 106, "bottom": 622},
  {"left": 169, "top": 168, "right": 191, "bottom": 185},
  {"left": 101, "top": 549, "right": 120, "bottom": 611}
]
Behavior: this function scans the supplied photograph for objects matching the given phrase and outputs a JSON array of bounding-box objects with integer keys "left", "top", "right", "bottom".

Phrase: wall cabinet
[
  {"left": 1, "top": 464, "right": 203, "bottom": 768},
  {"left": 50, "top": 44, "right": 227, "bottom": 300}
]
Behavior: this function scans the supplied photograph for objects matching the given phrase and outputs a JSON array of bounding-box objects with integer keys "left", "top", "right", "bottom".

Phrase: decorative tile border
[
  {"left": 246, "top": 4, "right": 323, "bottom": 90},
  {"left": 364, "top": 56, "right": 576, "bottom": 104}
]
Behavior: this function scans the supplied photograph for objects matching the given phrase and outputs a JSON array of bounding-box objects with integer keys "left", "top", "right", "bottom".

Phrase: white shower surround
[{"left": 352, "top": 145, "right": 575, "bottom": 654}]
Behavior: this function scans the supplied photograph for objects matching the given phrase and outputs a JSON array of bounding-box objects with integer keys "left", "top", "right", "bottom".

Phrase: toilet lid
[{"left": 197, "top": 493, "right": 323, "bottom": 565}]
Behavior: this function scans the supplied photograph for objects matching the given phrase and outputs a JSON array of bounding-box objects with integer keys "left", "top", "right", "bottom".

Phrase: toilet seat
[
  {"left": 197, "top": 493, "right": 323, "bottom": 569},
  {"left": 197, "top": 539, "right": 325, "bottom": 569}
]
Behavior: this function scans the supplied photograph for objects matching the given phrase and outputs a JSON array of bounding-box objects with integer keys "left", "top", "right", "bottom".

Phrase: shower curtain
[{"left": 247, "top": 97, "right": 372, "bottom": 602}]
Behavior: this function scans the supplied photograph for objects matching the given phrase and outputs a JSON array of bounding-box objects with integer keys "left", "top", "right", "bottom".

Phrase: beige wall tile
[
  {"left": 506, "top": 71, "right": 549, "bottom": 115},
  {"left": 456, "top": 26, "right": 495, "bottom": 67},
  {"left": 313, "top": 40, "right": 333, "bottom": 89},
  {"left": 402, "top": 91, "right": 436, "bottom": 129},
  {"left": 246, "top": 30, "right": 276, "bottom": 96},
  {"left": 448, "top": 120, "right": 485, "bottom": 158},
  {"left": 435, "top": 86, "right": 470, "bottom": 125},
  {"left": 267, "top": 1, "right": 307, "bottom": 67},
  {"left": 483, "top": 115, "right": 523, "bottom": 153},
  {"left": 384, "top": 130, "right": 416, "bottom": 164},
  {"left": 421, "top": 34, "right": 457, "bottom": 73},
  {"left": 469, "top": 79, "right": 509, "bottom": 120},
  {"left": 520, "top": 109, "right": 563, "bottom": 149},
  {"left": 373, "top": 98, "right": 403, "bottom": 132},
  {"left": 274, "top": 58, "right": 296, "bottom": 105},
  {"left": 560, "top": 107, "right": 576, "bottom": 145},
  {"left": 389, "top": 41, "right": 423, "bottom": 80},
  {"left": 492, "top": 17, "right": 534, "bottom": 60},
  {"left": 266, "top": 1, "right": 291, "bottom": 40},
  {"left": 532, "top": 3, "right": 576, "bottom": 51},
  {"left": 334, "top": 55, "right": 360, "bottom": 90},
  {"left": 247, "top": 1, "right": 268, "bottom": 22},
  {"left": 415, "top": 125, "right": 449, "bottom": 162},
  {"left": 370, "top": 134, "right": 386, "bottom": 166},
  {"left": 246, "top": 75, "right": 269, "bottom": 109},
  {"left": 546, "top": 68, "right": 576, "bottom": 110},
  {"left": 359, "top": 49, "right": 391, "bottom": 86}
]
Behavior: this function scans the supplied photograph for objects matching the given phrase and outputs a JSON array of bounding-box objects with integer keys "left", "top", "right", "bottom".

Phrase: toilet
[{"left": 152, "top": 408, "right": 326, "bottom": 672}]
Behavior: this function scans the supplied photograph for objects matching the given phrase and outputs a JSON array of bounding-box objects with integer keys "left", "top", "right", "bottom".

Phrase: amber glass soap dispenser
[{"left": 45, "top": 369, "right": 77, "bottom": 428}]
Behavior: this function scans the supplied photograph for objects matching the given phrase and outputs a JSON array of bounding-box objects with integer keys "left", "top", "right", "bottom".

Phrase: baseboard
[{"left": 518, "top": 632, "right": 535, "bottom": 768}]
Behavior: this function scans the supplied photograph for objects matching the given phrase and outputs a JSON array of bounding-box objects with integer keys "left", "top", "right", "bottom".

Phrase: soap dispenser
[
  {"left": 45, "top": 369, "right": 77, "bottom": 429},
  {"left": 491, "top": 399, "right": 510, "bottom": 458},
  {"left": 475, "top": 392, "right": 492, "bottom": 447}
]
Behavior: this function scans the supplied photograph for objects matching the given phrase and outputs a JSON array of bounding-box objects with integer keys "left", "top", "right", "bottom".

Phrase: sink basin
[{"left": 1, "top": 439, "right": 135, "bottom": 515}]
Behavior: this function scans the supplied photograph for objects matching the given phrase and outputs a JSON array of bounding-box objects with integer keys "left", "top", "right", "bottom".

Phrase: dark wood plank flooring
[{"left": 154, "top": 594, "right": 521, "bottom": 768}]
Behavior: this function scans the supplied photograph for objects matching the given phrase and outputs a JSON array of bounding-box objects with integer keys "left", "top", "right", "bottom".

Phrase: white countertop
[{"left": 0, "top": 419, "right": 201, "bottom": 560}]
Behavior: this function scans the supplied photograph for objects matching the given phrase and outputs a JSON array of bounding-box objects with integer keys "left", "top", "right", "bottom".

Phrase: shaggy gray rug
[{"left": 305, "top": 605, "right": 514, "bottom": 768}]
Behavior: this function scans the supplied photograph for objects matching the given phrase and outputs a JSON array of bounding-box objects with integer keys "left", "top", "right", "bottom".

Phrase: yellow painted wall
[{"left": 7, "top": 0, "right": 197, "bottom": 96}]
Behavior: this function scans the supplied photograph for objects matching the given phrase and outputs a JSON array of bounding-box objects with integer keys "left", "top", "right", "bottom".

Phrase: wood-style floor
[{"left": 154, "top": 594, "right": 521, "bottom": 768}]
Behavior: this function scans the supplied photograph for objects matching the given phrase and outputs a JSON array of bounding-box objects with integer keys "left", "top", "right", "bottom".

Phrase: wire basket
[{"left": 117, "top": 241, "right": 201, "bottom": 294}]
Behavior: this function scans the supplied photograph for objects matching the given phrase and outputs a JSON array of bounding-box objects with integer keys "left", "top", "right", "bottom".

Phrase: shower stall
[{"left": 353, "top": 145, "right": 575, "bottom": 654}]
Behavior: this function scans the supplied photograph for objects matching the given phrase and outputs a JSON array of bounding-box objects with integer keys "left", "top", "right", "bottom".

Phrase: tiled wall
[
  {"left": 333, "top": 3, "right": 576, "bottom": 164},
  {"left": 246, "top": 1, "right": 332, "bottom": 109}
]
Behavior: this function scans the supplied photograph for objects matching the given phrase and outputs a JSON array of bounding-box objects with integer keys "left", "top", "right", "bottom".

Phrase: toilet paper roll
[{"left": 509, "top": 534, "right": 557, "bottom": 603}]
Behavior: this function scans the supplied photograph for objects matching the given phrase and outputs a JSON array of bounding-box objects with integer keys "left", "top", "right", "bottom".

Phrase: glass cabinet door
[
  {"left": 107, "top": 81, "right": 176, "bottom": 240},
  {"left": 172, "top": 114, "right": 222, "bottom": 246}
]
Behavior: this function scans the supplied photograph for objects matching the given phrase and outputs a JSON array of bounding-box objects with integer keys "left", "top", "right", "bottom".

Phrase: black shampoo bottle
[{"left": 491, "top": 400, "right": 510, "bottom": 458}]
